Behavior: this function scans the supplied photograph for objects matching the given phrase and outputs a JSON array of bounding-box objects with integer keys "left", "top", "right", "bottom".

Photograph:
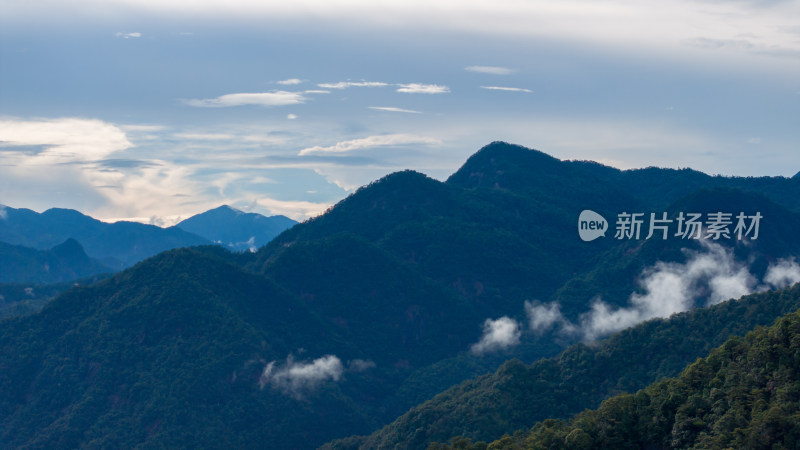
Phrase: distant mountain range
[
  {"left": 0, "top": 204, "right": 297, "bottom": 276},
  {"left": 1, "top": 142, "right": 799, "bottom": 448},
  {"left": 176, "top": 205, "right": 296, "bottom": 252}
]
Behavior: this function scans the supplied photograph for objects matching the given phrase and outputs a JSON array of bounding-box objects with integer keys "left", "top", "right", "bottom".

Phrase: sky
[{"left": 1, "top": 0, "right": 799, "bottom": 225}]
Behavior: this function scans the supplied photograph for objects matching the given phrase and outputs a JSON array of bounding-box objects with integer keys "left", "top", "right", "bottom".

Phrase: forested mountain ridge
[{"left": 1, "top": 142, "right": 799, "bottom": 448}]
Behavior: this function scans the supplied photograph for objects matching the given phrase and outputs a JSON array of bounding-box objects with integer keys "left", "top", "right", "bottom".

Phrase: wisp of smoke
[
  {"left": 763, "top": 258, "right": 800, "bottom": 289},
  {"left": 470, "top": 316, "right": 521, "bottom": 355},
  {"left": 0, "top": 205, "right": 7, "bottom": 220}
]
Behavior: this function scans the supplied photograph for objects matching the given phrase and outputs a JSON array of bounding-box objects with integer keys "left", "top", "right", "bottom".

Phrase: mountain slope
[
  {"left": 176, "top": 205, "right": 296, "bottom": 251},
  {"left": 328, "top": 283, "right": 800, "bottom": 449},
  {"left": 455, "top": 290, "right": 800, "bottom": 449},
  {"left": 0, "top": 247, "right": 379, "bottom": 448}
]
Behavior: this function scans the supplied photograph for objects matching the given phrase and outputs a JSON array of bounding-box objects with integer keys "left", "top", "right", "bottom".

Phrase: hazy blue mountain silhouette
[
  {"left": 176, "top": 205, "right": 296, "bottom": 252},
  {"left": 0, "top": 238, "right": 110, "bottom": 284},
  {"left": 0, "top": 206, "right": 209, "bottom": 269}
]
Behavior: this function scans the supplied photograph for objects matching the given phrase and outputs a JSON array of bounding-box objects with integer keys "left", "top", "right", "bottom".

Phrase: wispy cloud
[
  {"left": 317, "top": 81, "right": 388, "bottom": 89},
  {"left": 0, "top": 118, "right": 132, "bottom": 164},
  {"left": 277, "top": 78, "right": 303, "bottom": 85},
  {"left": 525, "top": 301, "right": 575, "bottom": 335},
  {"left": 298, "top": 134, "right": 440, "bottom": 156},
  {"left": 470, "top": 317, "right": 521, "bottom": 355},
  {"left": 115, "top": 32, "right": 141, "bottom": 39},
  {"left": 260, "top": 355, "right": 344, "bottom": 399},
  {"left": 287, "top": 114, "right": 298, "bottom": 120},
  {"left": 505, "top": 242, "right": 788, "bottom": 343},
  {"left": 465, "top": 65, "right": 514, "bottom": 75},
  {"left": 764, "top": 258, "right": 800, "bottom": 289},
  {"left": 481, "top": 86, "right": 532, "bottom": 93},
  {"left": 0, "top": 205, "right": 7, "bottom": 220},
  {"left": 184, "top": 91, "right": 306, "bottom": 108},
  {"left": 396, "top": 83, "right": 450, "bottom": 94},
  {"left": 581, "top": 241, "right": 755, "bottom": 340},
  {"left": 258, "top": 354, "right": 376, "bottom": 399},
  {"left": 368, "top": 106, "right": 422, "bottom": 114},
  {"left": 253, "top": 197, "right": 332, "bottom": 221}
]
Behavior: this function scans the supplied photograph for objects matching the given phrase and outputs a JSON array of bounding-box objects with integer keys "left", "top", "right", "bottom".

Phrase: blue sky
[{"left": 1, "top": 0, "right": 799, "bottom": 224}]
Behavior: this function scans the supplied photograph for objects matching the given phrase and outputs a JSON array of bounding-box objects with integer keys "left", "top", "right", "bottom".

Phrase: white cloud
[
  {"left": 277, "top": 78, "right": 303, "bottom": 85},
  {"left": 0, "top": 117, "right": 132, "bottom": 164},
  {"left": 481, "top": 86, "right": 532, "bottom": 93},
  {"left": 298, "top": 134, "right": 440, "bottom": 156},
  {"left": 396, "top": 83, "right": 450, "bottom": 94},
  {"left": 764, "top": 258, "right": 800, "bottom": 289},
  {"left": 317, "top": 81, "right": 388, "bottom": 89},
  {"left": 253, "top": 197, "right": 331, "bottom": 221},
  {"left": 525, "top": 300, "right": 575, "bottom": 334},
  {"left": 368, "top": 106, "right": 422, "bottom": 114},
  {"left": 260, "top": 355, "right": 344, "bottom": 398},
  {"left": 0, "top": 205, "right": 6, "bottom": 220},
  {"left": 84, "top": 161, "right": 204, "bottom": 225},
  {"left": 184, "top": 91, "right": 306, "bottom": 108},
  {"left": 115, "top": 32, "right": 141, "bottom": 38},
  {"left": 471, "top": 317, "right": 521, "bottom": 354},
  {"left": 465, "top": 65, "right": 514, "bottom": 75},
  {"left": 581, "top": 241, "right": 756, "bottom": 340},
  {"left": 747, "top": 137, "right": 762, "bottom": 144},
  {"left": 287, "top": 114, "right": 298, "bottom": 120},
  {"left": 304, "top": 90, "right": 331, "bottom": 94},
  {"left": 9, "top": 1, "right": 800, "bottom": 65},
  {"left": 348, "top": 359, "right": 376, "bottom": 372}
]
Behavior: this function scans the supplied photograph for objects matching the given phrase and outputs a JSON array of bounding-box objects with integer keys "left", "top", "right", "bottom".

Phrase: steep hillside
[{"left": 0, "top": 247, "right": 378, "bottom": 448}]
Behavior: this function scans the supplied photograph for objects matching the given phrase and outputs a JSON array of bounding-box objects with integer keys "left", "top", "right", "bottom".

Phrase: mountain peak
[
  {"left": 176, "top": 205, "right": 297, "bottom": 251},
  {"left": 204, "top": 205, "right": 243, "bottom": 216},
  {"left": 446, "top": 142, "right": 564, "bottom": 189},
  {"left": 50, "top": 237, "right": 91, "bottom": 263}
]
